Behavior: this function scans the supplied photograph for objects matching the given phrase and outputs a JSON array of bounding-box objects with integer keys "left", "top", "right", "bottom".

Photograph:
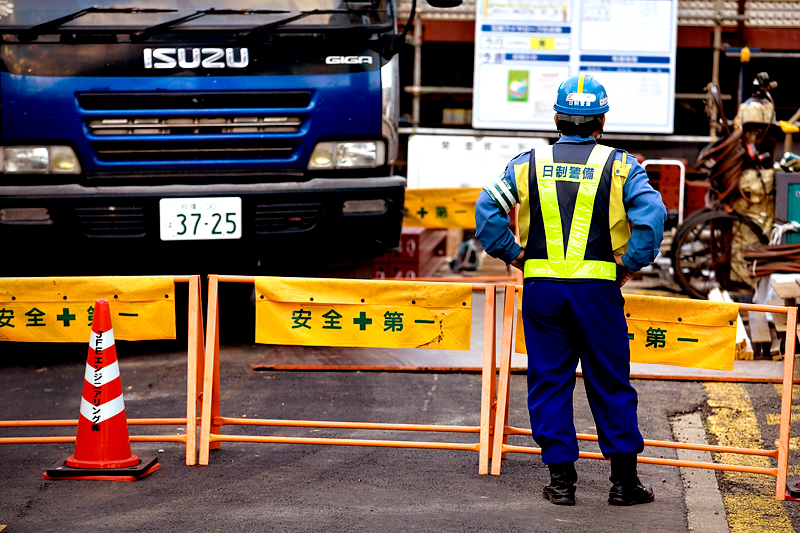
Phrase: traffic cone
[
  {"left": 44, "top": 299, "right": 160, "bottom": 481},
  {"left": 787, "top": 480, "right": 800, "bottom": 500}
]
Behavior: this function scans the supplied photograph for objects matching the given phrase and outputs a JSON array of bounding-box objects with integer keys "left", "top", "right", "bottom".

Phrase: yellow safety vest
[{"left": 519, "top": 144, "right": 632, "bottom": 281}]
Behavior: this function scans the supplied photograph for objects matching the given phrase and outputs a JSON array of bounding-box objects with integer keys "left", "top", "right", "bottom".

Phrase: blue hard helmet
[{"left": 553, "top": 74, "right": 609, "bottom": 116}]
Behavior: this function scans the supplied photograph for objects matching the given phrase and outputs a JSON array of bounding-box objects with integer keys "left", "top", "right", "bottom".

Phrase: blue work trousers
[{"left": 521, "top": 280, "right": 644, "bottom": 464}]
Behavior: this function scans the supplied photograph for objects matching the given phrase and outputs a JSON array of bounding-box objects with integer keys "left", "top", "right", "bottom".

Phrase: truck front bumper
[{"left": 0, "top": 177, "right": 405, "bottom": 276}]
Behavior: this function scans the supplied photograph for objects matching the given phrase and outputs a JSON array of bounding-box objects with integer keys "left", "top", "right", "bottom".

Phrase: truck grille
[
  {"left": 92, "top": 140, "right": 297, "bottom": 162},
  {"left": 74, "top": 206, "right": 147, "bottom": 238},
  {"left": 88, "top": 116, "right": 302, "bottom": 136},
  {"left": 78, "top": 91, "right": 312, "bottom": 110},
  {"left": 252, "top": 203, "right": 324, "bottom": 233},
  {"left": 77, "top": 91, "right": 311, "bottom": 166}
]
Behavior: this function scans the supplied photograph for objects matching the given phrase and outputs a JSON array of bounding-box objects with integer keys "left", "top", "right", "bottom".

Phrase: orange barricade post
[
  {"left": 0, "top": 275, "right": 205, "bottom": 466},
  {"left": 198, "top": 275, "right": 499, "bottom": 474},
  {"left": 491, "top": 284, "right": 797, "bottom": 500}
]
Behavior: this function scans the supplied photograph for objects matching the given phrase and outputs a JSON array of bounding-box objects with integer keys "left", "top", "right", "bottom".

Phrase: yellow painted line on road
[
  {"left": 774, "top": 437, "right": 800, "bottom": 451},
  {"left": 767, "top": 413, "right": 800, "bottom": 425},
  {"left": 774, "top": 384, "right": 800, "bottom": 401},
  {"left": 771, "top": 385, "right": 800, "bottom": 451},
  {"left": 705, "top": 382, "right": 794, "bottom": 533}
]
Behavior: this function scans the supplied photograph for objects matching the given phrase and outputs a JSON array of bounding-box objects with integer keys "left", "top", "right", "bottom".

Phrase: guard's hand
[
  {"left": 510, "top": 249, "right": 525, "bottom": 271},
  {"left": 615, "top": 255, "right": 634, "bottom": 287}
]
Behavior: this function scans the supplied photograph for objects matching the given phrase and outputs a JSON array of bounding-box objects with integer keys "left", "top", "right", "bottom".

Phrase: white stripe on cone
[
  {"left": 83, "top": 360, "right": 120, "bottom": 388},
  {"left": 80, "top": 394, "right": 126, "bottom": 425},
  {"left": 89, "top": 329, "right": 116, "bottom": 352}
]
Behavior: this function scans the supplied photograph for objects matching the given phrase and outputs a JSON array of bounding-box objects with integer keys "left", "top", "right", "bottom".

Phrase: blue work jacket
[{"left": 475, "top": 135, "right": 667, "bottom": 271}]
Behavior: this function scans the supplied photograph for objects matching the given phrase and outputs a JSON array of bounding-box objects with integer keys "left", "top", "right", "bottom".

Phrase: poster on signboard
[{"left": 473, "top": 0, "right": 677, "bottom": 134}]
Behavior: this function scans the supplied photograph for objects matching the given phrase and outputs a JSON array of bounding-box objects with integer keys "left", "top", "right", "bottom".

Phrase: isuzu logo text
[
  {"left": 325, "top": 56, "right": 373, "bottom": 65},
  {"left": 144, "top": 48, "right": 249, "bottom": 69}
]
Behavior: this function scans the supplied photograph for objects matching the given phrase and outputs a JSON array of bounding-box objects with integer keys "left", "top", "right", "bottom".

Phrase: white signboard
[
  {"left": 473, "top": 0, "right": 677, "bottom": 134},
  {"left": 406, "top": 135, "right": 548, "bottom": 189}
]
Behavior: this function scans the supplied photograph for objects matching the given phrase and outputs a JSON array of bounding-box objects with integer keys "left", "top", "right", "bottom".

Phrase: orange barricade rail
[
  {"left": 198, "top": 275, "right": 499, "bottom": 474},
  {"left": 0, "top": 275, "right": 204, "bottom": 466},
  {"left": 490, "top": 284, "right": 798, "bottom": 500}
]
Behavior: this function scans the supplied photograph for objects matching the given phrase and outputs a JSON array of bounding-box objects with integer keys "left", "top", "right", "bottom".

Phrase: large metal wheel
[{"left": 670, "top": 208, "right": 768, "bottom": 300}]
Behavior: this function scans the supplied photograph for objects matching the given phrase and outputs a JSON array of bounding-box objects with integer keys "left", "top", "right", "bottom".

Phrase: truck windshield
[{"left": 0, "top": 1, "right": 390, "bottom": 31}]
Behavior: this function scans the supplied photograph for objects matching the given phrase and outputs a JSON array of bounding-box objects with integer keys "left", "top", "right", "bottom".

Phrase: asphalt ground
[{"left": 1, "top": 341, "right": 800, "bottom": 532}]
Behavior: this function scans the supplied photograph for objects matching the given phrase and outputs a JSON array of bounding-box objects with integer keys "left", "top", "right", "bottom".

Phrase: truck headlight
[
  {"left": 5, "top": 147, "right": 48, "bottom": 174},
  {"left": 50, "top": 146, "right": 81, "bottom": 173},
  {"left": 381, "top": 57, "right": 399, "bottom": 166},
  {"left": 308, "top": 141, "right": 386, "bottom": 170},
  {"left": 2, "top": 146, "right": 81, "bottom": 174}
]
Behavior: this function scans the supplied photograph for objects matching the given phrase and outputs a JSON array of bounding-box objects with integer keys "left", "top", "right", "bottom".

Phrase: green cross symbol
[
  {"left": 417, "top": 207, "right": 428, "bottom": 218},
  {"left": 57, "top": 308, "right": 76, "bottom": 327},
  {"left": 353, "top": 312, "right": 373, "bottom": 331}
]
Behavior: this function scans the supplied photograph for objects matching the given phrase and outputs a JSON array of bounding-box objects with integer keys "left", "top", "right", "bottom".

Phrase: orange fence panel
[
  {"left": 491, "top": 284, "right": 797, "bottom": 500},
  {"left": 198, "top": 275, "right": 499, "bottom": 474},
  {"left": 0, "top": 275, "right": 204, "bottom": 466}
]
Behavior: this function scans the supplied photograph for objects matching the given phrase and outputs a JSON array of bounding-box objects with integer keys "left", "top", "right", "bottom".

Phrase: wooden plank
[
  {"left": 774, "top": 312, "right": 787, "bottom": 333},
  {"left": 721, "top": 290, "right": 754, "bottom": 360},
  {"left": 795, "top": 354, "right": 800, "bottom": 382},
  {"left": 748, "top": 311, "right": 772, "bottom": 344},
  {"left": 771, "top": 326, "right": 783, "bottom": 357},
  {"left": 771, "top": 315, "right": 800, "bottom": 345},
  {"left": 772, "top": 282, "right": 800, "bottom": 299}
]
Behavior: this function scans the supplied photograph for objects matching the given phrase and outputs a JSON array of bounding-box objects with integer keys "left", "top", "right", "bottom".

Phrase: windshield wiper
[
  {"left": 23, "top": 7, "right": 176, "bottom": 37},
  {"left": 132, "top": 9, "right": 290, "bottom": 41},
  {"left": 239, "top": 9, "right": 383, "bottom": 40}
]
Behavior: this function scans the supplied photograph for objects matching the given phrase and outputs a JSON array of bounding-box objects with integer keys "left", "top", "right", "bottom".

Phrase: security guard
[{"left": 475, "top": 74, "right": 666, "bottom": 506}]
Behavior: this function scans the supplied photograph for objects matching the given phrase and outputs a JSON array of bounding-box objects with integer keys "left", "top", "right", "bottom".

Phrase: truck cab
[{"left": 0, "top": 1, "right": 407, "bottom": 275}]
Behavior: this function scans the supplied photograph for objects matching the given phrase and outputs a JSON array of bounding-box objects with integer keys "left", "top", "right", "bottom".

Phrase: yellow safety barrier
[
  {"left": 403, "top": 187, "right": 482, "bottom": 229},
  {"left": 0, "top": 276, "right": 205, "bottom": 466},
  {"left": 515, "top": 290, "right": 739, "bottom": 371},
  {"left": 255, "top": 276, "right": 471, "bottom": 349},
  {"left": 199, "top": 275, "right": 500, "bottom": 474},
  {"left": 401, "top": 188, "right": 523, "bottom": 285},
  {"left": 0, "top": 276, "right": 177, "bottom": 342},
  {"left": 492, "top": 284, "right": 797, "bottom": 500}
]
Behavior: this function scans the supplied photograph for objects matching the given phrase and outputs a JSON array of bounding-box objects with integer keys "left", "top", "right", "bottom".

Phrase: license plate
[{"left": 159, "top": 197, "right": 242, "bottom": 241}]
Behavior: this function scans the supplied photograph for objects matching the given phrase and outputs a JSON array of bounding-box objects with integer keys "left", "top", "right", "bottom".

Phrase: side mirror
[
  {"left": 382, "top": 0, "right": 462, "bottom": 60},
  {"left": 426, "top": 0, "right": 462, "bottom": 7}
]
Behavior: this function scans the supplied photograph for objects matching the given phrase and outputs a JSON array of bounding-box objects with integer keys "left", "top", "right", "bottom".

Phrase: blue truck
[{"left": 0, "top": 0, "right": 456, "bottom": 275}]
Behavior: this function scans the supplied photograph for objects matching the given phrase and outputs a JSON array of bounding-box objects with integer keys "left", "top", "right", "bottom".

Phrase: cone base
[
  {"left": 787, "top": 480, "right": 800, "bottom": 501},
  {"left": 66, "top": 452, "right": 140, "bottom": 469},
  {"left": 44, "top": 456, "right": 159, "bottom": 481}
]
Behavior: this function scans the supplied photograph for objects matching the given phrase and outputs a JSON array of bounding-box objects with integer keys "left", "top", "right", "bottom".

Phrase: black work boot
[
  {"left": 608, "top": 453, "right": 655, "bottom": 506},
  {"left": 543, "top": 462, "right": 577, "bottom": 506}
]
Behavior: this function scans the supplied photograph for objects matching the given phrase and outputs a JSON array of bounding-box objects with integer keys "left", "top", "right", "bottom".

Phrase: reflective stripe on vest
[
  {"left": 610, "top": 150, "right": 632, "bottom": 255},
  {"left": 523, "top": 144, "right": 617, "bottom": 281}
]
